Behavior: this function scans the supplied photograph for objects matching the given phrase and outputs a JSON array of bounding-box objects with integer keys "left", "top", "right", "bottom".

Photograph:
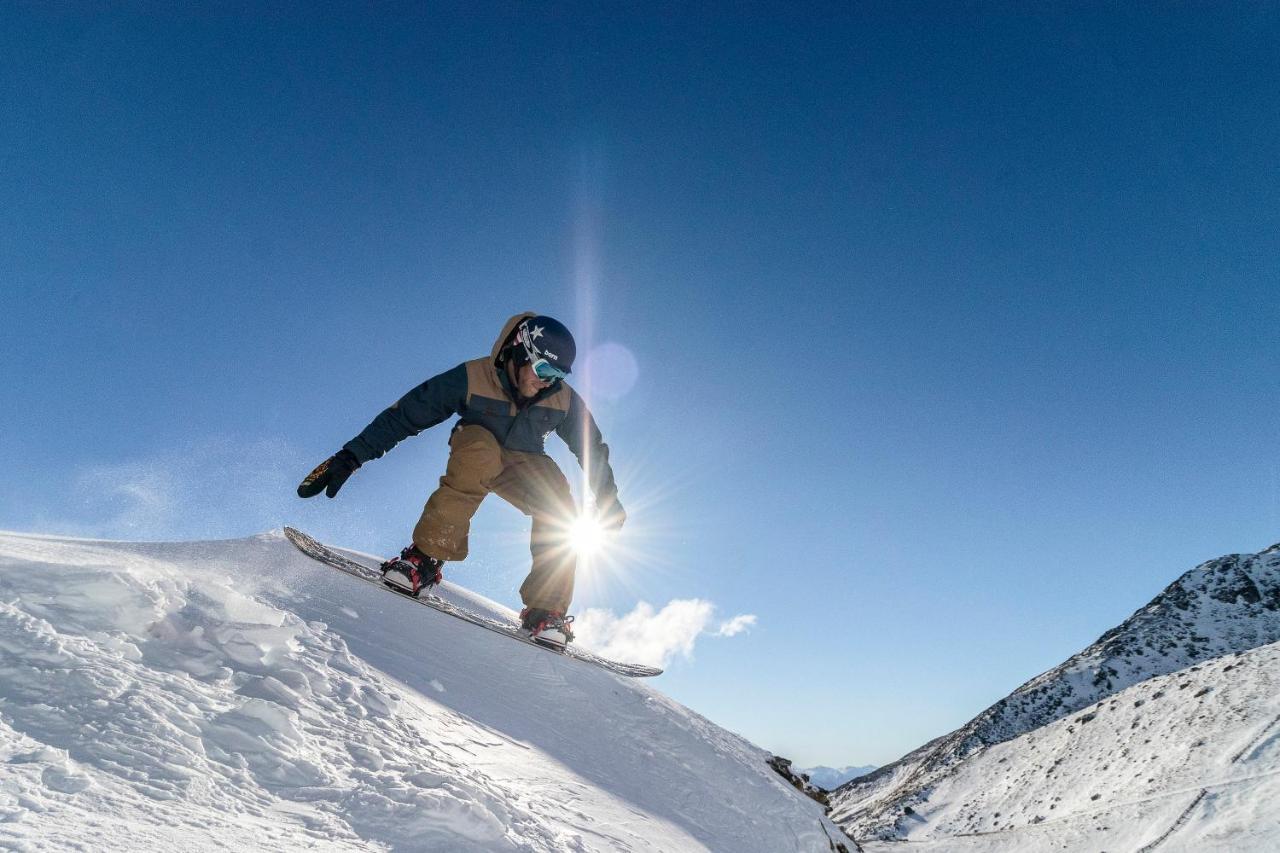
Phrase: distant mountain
[
  {"left": 831, "top": 541, "right": 1280, "bottom": 848},
  {"left": 800, "top": 764, "right": 878, "bottom": 791}
]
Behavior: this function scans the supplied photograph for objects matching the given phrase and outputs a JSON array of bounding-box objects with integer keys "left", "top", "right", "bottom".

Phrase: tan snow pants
[{"left": 413, "top": 424, "right": 577, "bottom": 613}]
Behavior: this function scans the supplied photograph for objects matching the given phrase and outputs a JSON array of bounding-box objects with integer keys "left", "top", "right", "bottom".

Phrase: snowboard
[{"left": 283, "top": 527, "right": 663, "bottom": 678}]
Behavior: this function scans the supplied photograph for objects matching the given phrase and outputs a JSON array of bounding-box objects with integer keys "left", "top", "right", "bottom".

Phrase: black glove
[
  {"left": 598, "top": 495, "right": 626, "bottom": 532},
  {"left": 297, "top": 449, "right": 360, "bottom": 499}
]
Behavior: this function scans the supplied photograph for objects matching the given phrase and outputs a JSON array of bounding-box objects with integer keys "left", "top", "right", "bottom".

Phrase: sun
[{"left": 569, "top": 513, "right": 607, "bottom": 556}]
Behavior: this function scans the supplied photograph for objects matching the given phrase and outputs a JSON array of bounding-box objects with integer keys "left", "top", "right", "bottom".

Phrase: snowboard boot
[
  {"left": 520, "top": 607, "right": 575, "bottom": 650},
  {"left": 379, "top": 545, "right": 443, "bottom": 597}
]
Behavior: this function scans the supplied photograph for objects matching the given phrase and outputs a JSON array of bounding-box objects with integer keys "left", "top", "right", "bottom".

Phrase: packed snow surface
[{"left": 0, "top": 530, "right": 844, "bottom": 852}]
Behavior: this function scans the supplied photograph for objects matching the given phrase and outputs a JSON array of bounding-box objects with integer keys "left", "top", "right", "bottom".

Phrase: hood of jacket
[{"left": 491, "top": 312, "right": 538, "bottom": 364}]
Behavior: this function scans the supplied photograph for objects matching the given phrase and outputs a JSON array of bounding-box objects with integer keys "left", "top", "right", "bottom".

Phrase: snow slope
[
  {"left": 854, "top": 640, "right": 1280, "bottom": 852},
  {"left": 832, "top": 541, "right": 1280, "bottom": 850},
  {"left": 0, "top": 530, "right": 847, "bottom": 852}
]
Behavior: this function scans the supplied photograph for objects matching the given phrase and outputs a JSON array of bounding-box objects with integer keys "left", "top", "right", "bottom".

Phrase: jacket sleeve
[
  {"left": 555, "top": 388, "right": 619, "bottom": 503},
  {"left": 343, "top": 363, "right": 468, "bottom": 464}
]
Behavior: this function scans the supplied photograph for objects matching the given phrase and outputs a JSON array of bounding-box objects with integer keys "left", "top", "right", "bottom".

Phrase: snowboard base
[{"left": 283, "top": 527, "right": 662, "bottom": 678}]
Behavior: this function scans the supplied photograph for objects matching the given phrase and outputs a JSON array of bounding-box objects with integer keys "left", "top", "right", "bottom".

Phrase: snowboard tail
[{"left": 283, "top": 527, "right": 662, "bottom": 678}]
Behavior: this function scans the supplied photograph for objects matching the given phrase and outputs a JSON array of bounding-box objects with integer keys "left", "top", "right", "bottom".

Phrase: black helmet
[{"left": 516, "top": 315, "right": 576, "bottom": 378}]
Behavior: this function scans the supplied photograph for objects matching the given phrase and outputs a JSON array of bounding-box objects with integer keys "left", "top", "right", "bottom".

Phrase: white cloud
[
  {"left": 715, "top": 613, "right": 757, "bottom": 637},
  {"left": 573, "top": 599, "right": 757, "bottom": 668}
]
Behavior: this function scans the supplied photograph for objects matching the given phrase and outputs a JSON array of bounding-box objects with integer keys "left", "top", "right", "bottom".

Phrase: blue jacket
[{"left": 343, "top": 313, "right": 619, "bottom": 502}]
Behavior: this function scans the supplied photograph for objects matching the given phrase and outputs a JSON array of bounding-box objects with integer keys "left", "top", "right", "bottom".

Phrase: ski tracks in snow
[{"left": 1137, "top": 704, "right": 1280, "bottom": 852}]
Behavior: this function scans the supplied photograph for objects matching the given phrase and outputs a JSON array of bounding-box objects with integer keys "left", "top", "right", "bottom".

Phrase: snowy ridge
[
  {"left": 0, "top": 530, "right": 847, "bottom": 852},
  {"left": 852, "top": 638, "right": 1280, "bottom": 851},
  {"left": 832, "top": 541, "right": 1280, "bottom": 843}
]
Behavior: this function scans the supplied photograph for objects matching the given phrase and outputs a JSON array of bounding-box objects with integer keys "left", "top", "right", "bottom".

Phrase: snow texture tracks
[
  {"left": 1230, "top": 710, "right": 1280, "bottom": 764},
  {"left": 1138, "top": 705, "right": 1280, "bottom": 851},
  {"left": 0, "top": 530, "right": 849, "bottom": 852}
]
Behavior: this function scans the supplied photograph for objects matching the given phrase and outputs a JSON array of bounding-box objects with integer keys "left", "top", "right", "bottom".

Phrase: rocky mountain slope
[{"left": 831, "top": 541, "right": 1280, "bottom": 845}]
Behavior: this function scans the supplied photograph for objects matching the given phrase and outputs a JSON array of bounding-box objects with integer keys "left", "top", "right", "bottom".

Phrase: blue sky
[{"left": 2, "top": 4, "right": 1278, "bottom": 768}]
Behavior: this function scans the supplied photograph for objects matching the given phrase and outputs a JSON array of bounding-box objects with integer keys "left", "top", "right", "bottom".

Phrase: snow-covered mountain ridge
[
  {"left": 832, "top": 541, "right": 1280, "bottom": 845},
  {"left": 853, "top": 637, "right": 1280, "bottom": 851},
  {"left": 0, "top": 530, "right": 847, "bottom": 852}
]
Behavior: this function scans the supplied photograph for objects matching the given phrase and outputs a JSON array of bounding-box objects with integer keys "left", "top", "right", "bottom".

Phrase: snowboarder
[{"left": 296, "top": 313, "right": 625, "bottom": 649}]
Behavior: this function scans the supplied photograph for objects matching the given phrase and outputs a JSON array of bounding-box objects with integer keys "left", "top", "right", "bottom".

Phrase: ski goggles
[{"left": 530, "top": 358, "right": 568, "bottom": 382}]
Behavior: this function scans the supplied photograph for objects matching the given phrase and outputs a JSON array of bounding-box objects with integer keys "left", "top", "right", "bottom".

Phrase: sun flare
[{"left": 569, "top": 514, "right": 607, "bottom": 556}]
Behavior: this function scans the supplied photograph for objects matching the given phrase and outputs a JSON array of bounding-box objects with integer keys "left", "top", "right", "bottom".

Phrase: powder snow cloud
[{"left": 49, "top": 436, "right": 309, "bottom": 541}]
